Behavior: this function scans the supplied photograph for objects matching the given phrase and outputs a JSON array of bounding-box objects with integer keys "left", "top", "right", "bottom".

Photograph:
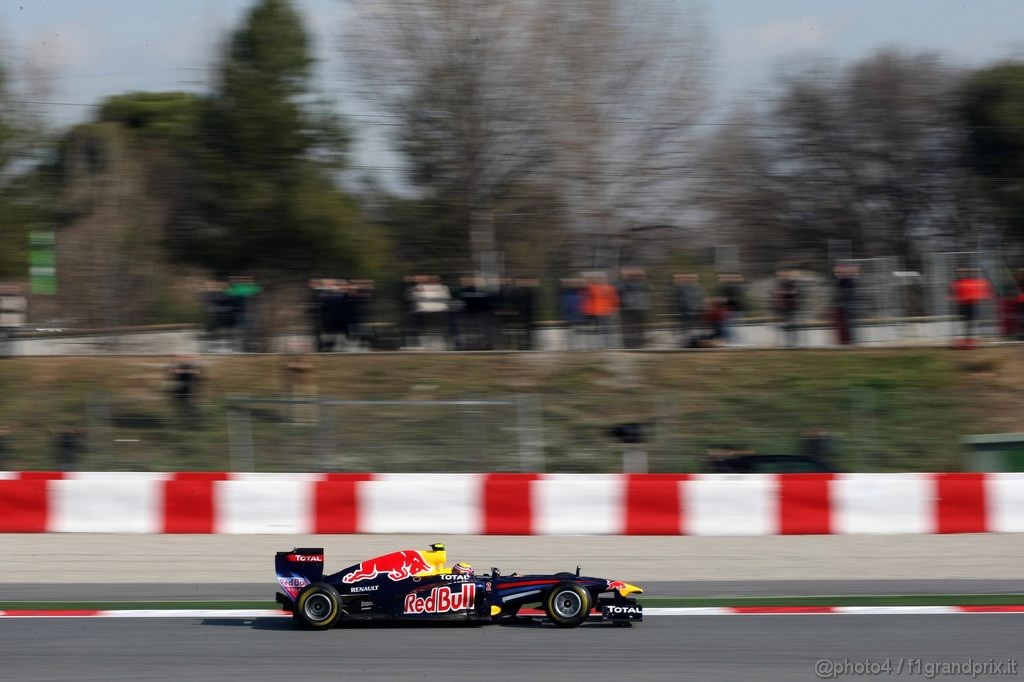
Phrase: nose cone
[{"left": 610, "top": 581, "right": 643, "bottom": 597}]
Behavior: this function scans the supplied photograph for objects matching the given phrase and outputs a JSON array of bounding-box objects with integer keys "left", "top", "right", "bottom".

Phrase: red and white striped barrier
[{"left": 1, "top": 472, "right": 1023, "bottom": 535}]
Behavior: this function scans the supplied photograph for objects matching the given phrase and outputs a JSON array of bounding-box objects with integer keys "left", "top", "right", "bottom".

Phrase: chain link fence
[
  {"left": 226, "top": 396, "right": 543, "bottom": 473},
  {"left": 0, "top": 385, "right": 964, "bottom": 474}
]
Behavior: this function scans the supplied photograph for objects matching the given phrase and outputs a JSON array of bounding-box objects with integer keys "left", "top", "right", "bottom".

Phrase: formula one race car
[{"left": 275, "top": 543, "right": 643, "bottom": 630}]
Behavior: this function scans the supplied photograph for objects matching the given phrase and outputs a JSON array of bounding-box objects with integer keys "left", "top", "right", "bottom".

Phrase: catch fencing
[
  {"left": 226, "top": 396, "right": 543, "bottom": 473},
  {"left": 0, "top": 383, "right": 960, "bottom": 475}
]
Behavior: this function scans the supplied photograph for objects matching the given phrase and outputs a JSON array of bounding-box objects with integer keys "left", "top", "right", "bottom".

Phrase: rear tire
[
  {"left": 544, "top": 582, "right": 591, "bottom": 628},
  {"left": 294, "top": 583, "right": 342, "bottom": 631}
]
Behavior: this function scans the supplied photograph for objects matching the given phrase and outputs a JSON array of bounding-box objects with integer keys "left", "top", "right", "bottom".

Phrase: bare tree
[
  {"left": 527, "top": 1, "right": 709, "bottom": 269},
  {"left": 344, "top": 1, "right": 544, "bottom": 278},
  {"left": 702, "top": 50, "right": 994, "bottom": 270},
  {"left": 342, "top": 0, "right": 709, "bottom": 276}
]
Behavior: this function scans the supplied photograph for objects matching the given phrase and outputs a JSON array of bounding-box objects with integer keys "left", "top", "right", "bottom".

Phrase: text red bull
[
  {"left": 403, "top": 584, "right": 477, "bottom": 614},
  {"left": 278, "top": 576, "right": 309, "bottom": 599},
  {"left": 342, "top": 550, "right": 433, "bottom": 584}
]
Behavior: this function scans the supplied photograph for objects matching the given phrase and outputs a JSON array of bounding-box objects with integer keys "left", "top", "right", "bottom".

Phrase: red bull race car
[{"left": 275, "top": 543, "right": 643, "bottom": 630}]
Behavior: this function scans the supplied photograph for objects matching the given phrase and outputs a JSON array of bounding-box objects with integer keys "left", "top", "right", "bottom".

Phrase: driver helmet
[{"left": 452, "top": 562, "right": 474, "bottom": 576}]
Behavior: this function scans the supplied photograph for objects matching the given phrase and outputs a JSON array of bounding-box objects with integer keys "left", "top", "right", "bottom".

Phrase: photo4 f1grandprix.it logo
[{"left": 403, "top": 584, "right": 477, "bottom": 615}]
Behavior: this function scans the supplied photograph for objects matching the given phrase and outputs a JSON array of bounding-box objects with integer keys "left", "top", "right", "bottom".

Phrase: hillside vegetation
[{"left": 0, "top": 348, "right": 1020, "bottom": 472}]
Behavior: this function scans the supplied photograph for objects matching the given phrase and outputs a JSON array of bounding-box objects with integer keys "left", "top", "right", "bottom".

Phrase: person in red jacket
[
  {"left": 582, "top": 273, "right": 620, "bottom": 348},
  {"left": 950, "top": 267, "right": 992, "bottom": 348}
]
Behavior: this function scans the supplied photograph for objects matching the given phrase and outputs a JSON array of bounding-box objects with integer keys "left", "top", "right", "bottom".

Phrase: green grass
[{"left": 0, "top": 348, "right": 1021, "bottom": 472}]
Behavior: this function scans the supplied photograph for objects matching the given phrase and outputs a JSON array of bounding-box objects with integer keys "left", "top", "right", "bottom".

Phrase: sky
[{"left": 3, "top": 0, "right": 1024, "bottom": 182}]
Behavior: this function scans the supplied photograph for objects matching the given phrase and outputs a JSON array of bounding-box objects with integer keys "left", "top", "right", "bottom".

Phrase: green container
[{"left": 963, "top": 433, "right": 1024, "bottom": 472}]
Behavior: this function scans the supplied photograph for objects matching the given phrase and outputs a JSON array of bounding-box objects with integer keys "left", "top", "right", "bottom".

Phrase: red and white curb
[
  {"left": 5, "top": 471, "right": 1024, "bottom": 535},
  {"left": 3, "top": 606, "right": 1024, "bottom": 618}
]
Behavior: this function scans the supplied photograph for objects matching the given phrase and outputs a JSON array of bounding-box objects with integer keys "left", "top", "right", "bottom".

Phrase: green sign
[{"left": 29, "top": 230, "right": 56, "bottom": 294}]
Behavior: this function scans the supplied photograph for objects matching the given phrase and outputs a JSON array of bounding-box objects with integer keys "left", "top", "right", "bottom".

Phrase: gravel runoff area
[{"left": 5, "top": 533, "right": 1024, "bottom": 584}]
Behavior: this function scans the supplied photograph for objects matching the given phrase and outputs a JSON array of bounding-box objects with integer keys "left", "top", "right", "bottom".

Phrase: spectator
[
  {"left": 512, "top": 278, "right": 538, "bottom": 350},
  {"left": 704, "top": 296, "right": 730, "bottom": 347},
  {"left": 834, "top": 264, "right": 859, "bottom": 346},
  {"left": 457, "top": 275, "right": 495, "bottom": 350},
  {"left": 672, "top": 274, "right": 703, "bottom": 348},
  {"left": 950, "top": 267, "right": 992, "bottom": 348},
  {"left": 1016, "top": 269, "right": 1024, "bottom": 341},
  {"left": 409, "top": 275, "right": 451, "bottom": 349},
  {"left": 773, "top": 269, "right": 803, "bottom": 347},
  {"left": 494, "top": 278, "right": 519, "bottom": 350},
  {"left": 55, "top": 427, "right": 84, "bottom": 472},
  {"left": 400, "top": 274, "right": 419, "bottom": 347},
  {"left": 705, "top": 444, "right": 755, "bottom": 472},
  {"left": 799, "top": 429, "right": 835, "bottom": 461},
  {"left": 199, "top": 280, "right": 231, "bottom": 352},
  {"left": 0, "top": 425, "right": 9, "bottom": 468},
  {"left": 282, "top": 352, "right": 317, "bottom": 424},
  {"left": 0, "top": 283, "right": 27, "bottom": 358},
  {"left": 619, "top": 268, "right": 650, "bottom": 349},
  {"left": 307, "top": 279, "right": 327, "bottom": 352},
  {"left": 323, "top": 279, "right": 352, "bottom": 352},
  {"left": 346, "top": 279, "right": 375, "bottom": 350},
  {"left": 582, "top": 273, "right": 620, "bottom": 349},
  {"left": 560, "top": 278, "right": 586, "bottom": 350},
  {"left": 717, "top": 273, "right": 746, "bottom": 345},
  {"left": 339, "top": 280, "right": 356, "bottom": 348},
  {"left": 227, "top": 276, "right": 262, "bottom": 352},
  {"left": 168, "top": 353, "right": 202, "bottom": 419},
  {"left": 998, "top": 270, "right": 1023, "bottom": 340},
  {"left": 1000, "top": 287, "right": 1018, "bottom": 339}
]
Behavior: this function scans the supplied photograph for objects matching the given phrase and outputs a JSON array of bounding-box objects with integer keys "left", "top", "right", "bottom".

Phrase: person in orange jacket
[
  {"left": 950, "top": 267, "right": 992, "bottom": 347},
  {"left": 582, "top": 273, "right": 620, "bottom": 348}
]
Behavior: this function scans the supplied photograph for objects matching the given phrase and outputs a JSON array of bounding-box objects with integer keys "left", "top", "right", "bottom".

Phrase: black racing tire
[
  {"left": 294, "top": 583, "right": 343, "bottom": 631},
  {"left": 544, "top": 581, "right": 591, "bottom": 628}
]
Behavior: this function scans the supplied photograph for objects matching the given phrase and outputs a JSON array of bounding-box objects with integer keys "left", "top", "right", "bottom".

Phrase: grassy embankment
[{"left": 0, "top": 348, "right": 1020, "bottom": 472}]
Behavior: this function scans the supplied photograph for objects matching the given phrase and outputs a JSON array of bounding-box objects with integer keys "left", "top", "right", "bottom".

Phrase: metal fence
[
  {"left": 841, "top": 256, "right": 907, "bottom": 321},
  {"left": 86, "top": 395, "right": 230, "bottom": 470},
  {"left": 226, "top": 396, "right": 543, "bottom": 473},
  {"left": 0, "top": 384, "right": 965, "bottom": 474}
]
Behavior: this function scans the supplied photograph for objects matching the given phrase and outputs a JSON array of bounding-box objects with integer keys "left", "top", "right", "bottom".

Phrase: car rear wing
[{"left": 275, "top": 547, "right": 325, "bottom": 601}]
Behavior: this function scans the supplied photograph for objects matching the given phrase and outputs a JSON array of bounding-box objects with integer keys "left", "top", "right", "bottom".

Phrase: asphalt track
[{"left": 1, "top": 614, "right": 1021, "bottom": 682}]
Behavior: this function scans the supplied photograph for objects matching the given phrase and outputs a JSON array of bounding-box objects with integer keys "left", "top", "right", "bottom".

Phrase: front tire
[
  {"left": 294, "top": 583, "right": 342, "bottom": 630},
  {"left": 544, "top": 582, "right": 591, "bottom": 628}
]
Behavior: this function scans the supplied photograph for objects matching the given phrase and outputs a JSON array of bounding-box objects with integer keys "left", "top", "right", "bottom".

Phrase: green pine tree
[
  {"left": 962, "top": 63, "right": 1024, "bottom": 245},
  {"left": 176, "top": 0, "right": 363, "bottom": 279}
]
